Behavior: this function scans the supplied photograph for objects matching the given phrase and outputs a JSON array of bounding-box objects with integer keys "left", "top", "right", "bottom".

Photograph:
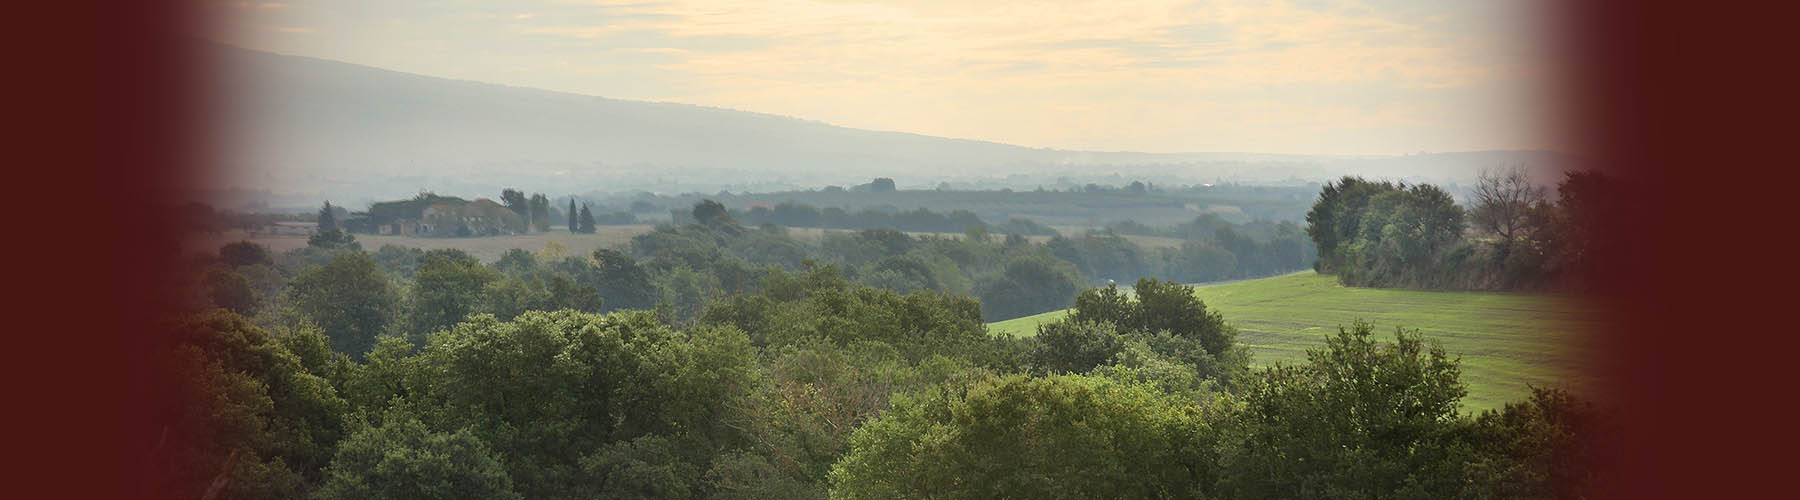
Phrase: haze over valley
[{"left": 206, "top": 44, "right": 1572, "bottom": 213}]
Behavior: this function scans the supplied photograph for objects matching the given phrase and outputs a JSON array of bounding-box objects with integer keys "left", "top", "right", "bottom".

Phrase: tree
[
  {"left": 1219, "top": 320, "right": 1467, "bottom": 498},
  {"left": 286, "top": 252, "right": 400, "bottom": 357},
  {"left": 973, "top": 255, "right": 1082, "bottom": 322},
  {"left": 406, "top": 249, "right": 499, "bottom": 337},
  {"left": 693, "top": 199, "right": 735, "bottom": 228},
  {"left": 1305, "top": 177, "right": 1396, "bottom": 272},
  {"left": 1033, "top": 319, "right": 1127, "bottom": 374},
  {"left": 203, "top": 267, "right": 260, "bottom": 315},
  {"left": 219, "top": 241, "right": 273, "bottom": 268},
  {"left": 579, "top": 204, "right": 597, "bottom": 233},
  {"left": 530, "top": 193, "right": 551, "bottom": 232},
  {"left": 569, "top": 199, "right": 579, "bottom": 233},
  {"left": 501, "top": 189, "right": 528, "bottom": 217},
  {"left": 310, "top": 201, "right": 359, "bottom": 249},
  {"left": 1070, "top": 278, "right": 1235, "bottom": 356},
  {"left": 1471, "top": 166, "right": 1549, "bottom": 258},
  {"left": 318, "top": 201, "right": 338, "bottom": 232},
  {"left": 307, "top": 227, "right": 358, "bottom": 250},
  {"left": 1171, "top": 241, "right": 1235, "bottom": 283},
  {"left": 831, "top": 374, "right": 1216, "bottom": 499},
  {"left": 403, "top": 310, "right": 761, "bottom": 497},
  {"left": 1463, "top": 387, "right": 1617, "bottom": 498},
  {"left": 152, "top": 311, "right": 347, "bottom": 500},
  {"left": 314, "top": 409, "right": 521, "bottom": 500},
  {"left": 588, "top": 249, "right": 657, "bottom": 311}
]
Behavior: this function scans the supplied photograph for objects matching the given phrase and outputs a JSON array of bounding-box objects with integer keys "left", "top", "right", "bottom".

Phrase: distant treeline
[
  {"left": 672, "top": 201, "right": 1059, "bottom": 235},
  {"left": 1306, "top": 168, "right": 1623, "bottom": 291},
  {"left": 587, "top": 179, "right": 1321, "bottom": 228}
]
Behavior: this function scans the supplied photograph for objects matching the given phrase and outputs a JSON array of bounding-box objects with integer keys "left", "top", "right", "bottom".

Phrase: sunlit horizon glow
[{"left": 210, "top": 0, "right": 1563, "bottom": 156}]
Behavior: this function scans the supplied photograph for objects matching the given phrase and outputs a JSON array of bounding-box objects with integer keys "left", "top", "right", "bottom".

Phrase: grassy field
[{"left": 988, "top": 271, "right": 1601, "bottom": 412}]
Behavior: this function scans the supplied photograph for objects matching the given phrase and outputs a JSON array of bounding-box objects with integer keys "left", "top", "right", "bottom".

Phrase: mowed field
[{"left": 989, "top": 271, "right": 1602, "bottom": 412}]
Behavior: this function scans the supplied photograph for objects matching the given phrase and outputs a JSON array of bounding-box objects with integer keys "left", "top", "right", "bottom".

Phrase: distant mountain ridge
[{"left": 206, "top": 43, "right": 1574, "bottom": 209}]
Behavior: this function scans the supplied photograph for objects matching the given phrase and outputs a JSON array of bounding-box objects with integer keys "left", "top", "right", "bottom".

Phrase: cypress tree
[
  {"left": 578, "top": 204, "right": 596, "bottom": 233},
  {"left": 569, "top": 198, "right": 578, "bottom": 233},
  {"left": 318, "top": 201, "right": 337, "bottom": 232}
]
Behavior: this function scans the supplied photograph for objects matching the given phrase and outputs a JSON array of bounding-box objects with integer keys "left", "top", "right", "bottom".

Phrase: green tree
[
  {"left": 318, "top": 201, "right": 338, "bottom": 232},
  {"left": 693, "top": 199, "right": 736, "bottom": 228},
  {"left": 152, "top": 311, "right": 347, "bottom": 500},
  {"left": 1305, "top": 177, "right": 1396, "bottom": 272},
  {"left": 579, "top": 203, "right": 597, "bottom": 233},
  {"left": 1071, "top": 278, "right": 1236, "bottom": 356},
  {"left": 219, "top": 240, "right": 273, "bottom": 268},
  {"left": 404, "top": 311, "right": 761, "bottom": 498},
  {"left": 501, "top": 189, "right": 528, "bottom": 217},
  {"left": 286, "top": 252, "right": 400, "bottom": 357},
  {"left": 1171, "top": 241, "right": 1236, "bottom": 283},
  {"left": 406, "top": 249, "right": 499, "bottom": 338},
  {"left": 588, "top": 249, "right": 657, "bottom": 311},
  {"left": 1033, "top": 319, "right": 1127, "bottom": 374},
  {"left": 1462, "top": 387, "right": 1616, "bottom": 498},
  {"left": 830, "top": 374, "right": 1217, "bottom": 499},
  {"left": 313, "top": 409, "right": 520, "bottom": 500},
  {"left": 203, "top": 266, "right": 260, "bottom": 315},
  {"left": 1218, "top": 320, "right": 1467, "bottom": 499},
  {"left": 973, "top": 254, "right": 1082, "bottom": 322},
  {"left": 569, "top": 198, "right": 579, "bottom": 233}
]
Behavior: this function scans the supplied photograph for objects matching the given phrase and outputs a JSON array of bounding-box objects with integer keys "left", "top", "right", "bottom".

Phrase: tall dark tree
[
  {"left": 568, "top": 198, "right": 578, "bottom": 233},
  {"left": 318, "top": 201, "right": 338, "bottom": 232},
  {"left": 578, "top": 204, "right": 597, "bottom": 233}
]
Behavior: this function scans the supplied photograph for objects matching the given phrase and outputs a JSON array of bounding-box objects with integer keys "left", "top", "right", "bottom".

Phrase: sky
[{"left": 209, "top": 0, "right": 1564, "bottom": 156}]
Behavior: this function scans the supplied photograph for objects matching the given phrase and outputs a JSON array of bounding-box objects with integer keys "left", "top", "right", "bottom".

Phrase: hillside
[
  {"left": 989, "top": 272, "right": 1600, "bottom": 411},
  {"left": 204, "top": 43, "right": 1574, "bottom": 210}
]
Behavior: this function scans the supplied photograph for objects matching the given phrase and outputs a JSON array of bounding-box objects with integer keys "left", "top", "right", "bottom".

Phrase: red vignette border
[{"left": 17, "top": 1, "right": 1797, "bottom": 497}]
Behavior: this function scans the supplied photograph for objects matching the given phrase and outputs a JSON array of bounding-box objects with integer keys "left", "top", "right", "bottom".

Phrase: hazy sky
[{"left": 211, "top": 0, "right": 1562, "bottom": 156}]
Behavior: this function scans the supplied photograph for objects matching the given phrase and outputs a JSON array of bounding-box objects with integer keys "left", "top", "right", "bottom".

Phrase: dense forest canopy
[{"left": 155, "top": 195, "right": 1613, "bottom": 498}]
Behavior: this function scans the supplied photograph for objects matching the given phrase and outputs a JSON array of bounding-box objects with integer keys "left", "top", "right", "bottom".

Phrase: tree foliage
[
  {"left": 830, "top": 374, "right": 1217, "bottom": 499},
  {"left": 285, "top": 252, "right": 400, "bottom": 357}
]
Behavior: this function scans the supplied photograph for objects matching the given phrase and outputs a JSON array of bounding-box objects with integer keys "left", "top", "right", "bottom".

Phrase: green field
[{"left": 989, "top": 272, "right": 1601, "bottom": 412}]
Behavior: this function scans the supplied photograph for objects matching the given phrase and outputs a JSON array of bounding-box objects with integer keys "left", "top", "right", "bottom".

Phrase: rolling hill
[{"left": 203, "top": 43, "right": 1574, "bottom": 211}]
